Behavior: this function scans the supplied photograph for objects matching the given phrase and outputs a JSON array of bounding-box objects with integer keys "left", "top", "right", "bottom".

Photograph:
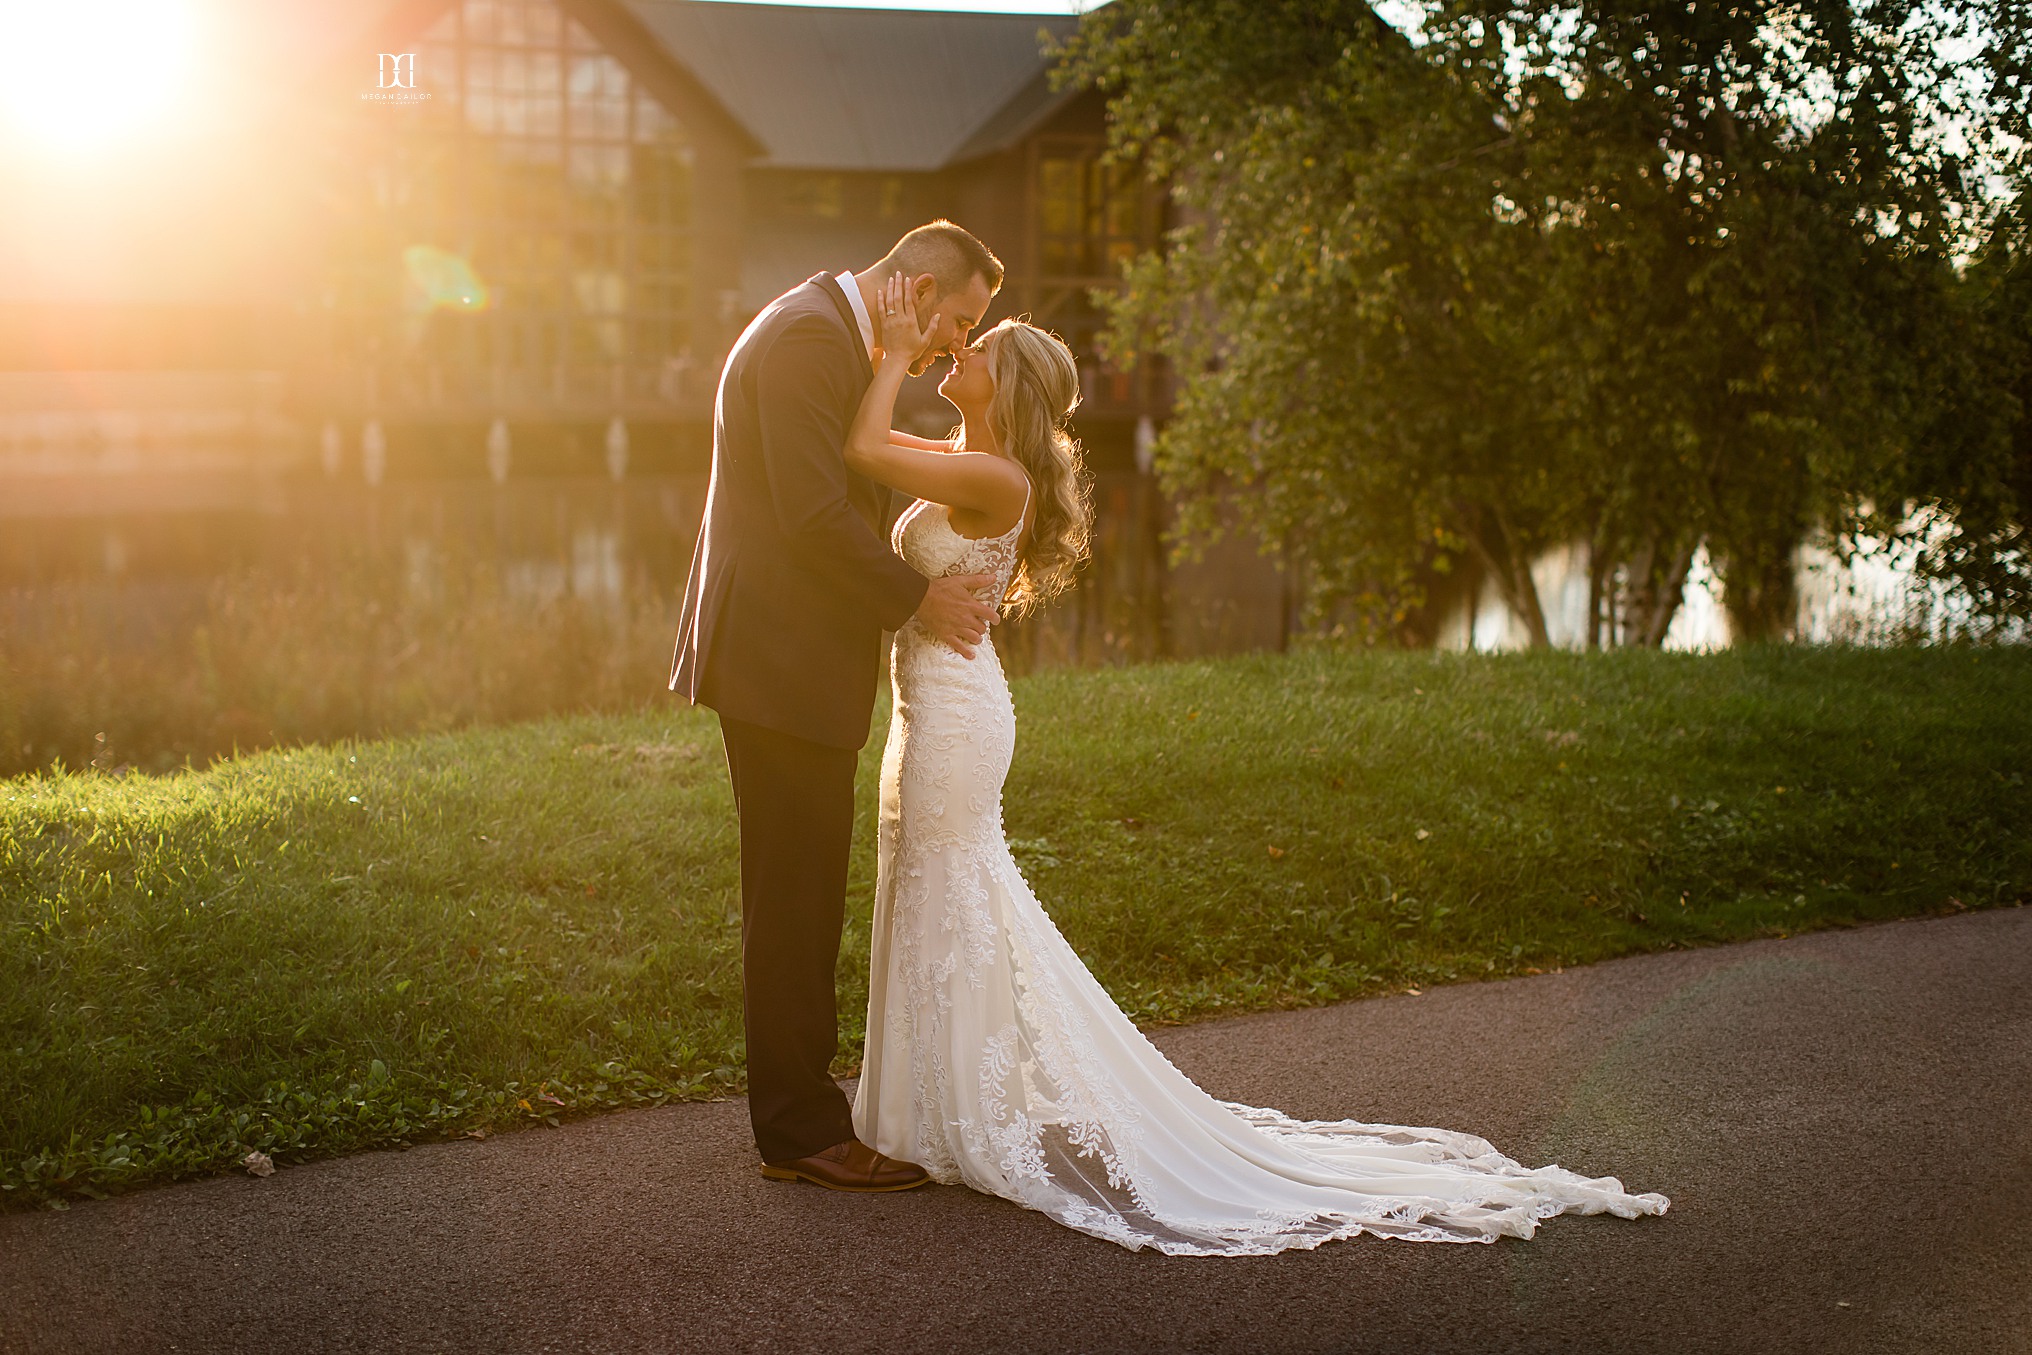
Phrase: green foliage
[
  {"left": 5, "top": 646, "right": 2027, "bottom": 1210},
  {"left": 1056, "top": 0, "right": 2032, "bottom": 643},
  {"left": 1897, "top": 205, "right": 2032, "bottom": 626}
]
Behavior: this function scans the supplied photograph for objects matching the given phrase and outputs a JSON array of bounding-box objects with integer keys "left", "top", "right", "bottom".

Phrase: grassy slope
[{"left": 3, "top": 645, "right": 2027, "bottom": 1210}]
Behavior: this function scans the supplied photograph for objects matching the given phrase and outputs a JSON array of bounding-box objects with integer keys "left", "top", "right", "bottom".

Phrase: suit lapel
[
  {"left": 807, "top": 272, "right": 887, "bottom": 532},
  {"left": 811, "top": 272, "right": 874, "bottom": 384}
]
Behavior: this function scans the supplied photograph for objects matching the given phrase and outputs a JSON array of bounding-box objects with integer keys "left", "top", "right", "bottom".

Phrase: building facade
[
  {"left": 306, "top": 0, "right": 1165, "bottom": 477},
  {"left": 0, "top": 0, "right": 1288, "bottom": 667}
]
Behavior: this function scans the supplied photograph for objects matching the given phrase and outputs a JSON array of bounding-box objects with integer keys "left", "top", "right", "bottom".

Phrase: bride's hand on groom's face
[{"left": 875, "top": 271, "right": 937, "bottom": 371}]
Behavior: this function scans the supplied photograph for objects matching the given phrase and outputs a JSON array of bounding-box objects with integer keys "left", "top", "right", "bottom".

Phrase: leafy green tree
[{"left": 1058, "top": 0, "right": 2031, "bottom": 644}]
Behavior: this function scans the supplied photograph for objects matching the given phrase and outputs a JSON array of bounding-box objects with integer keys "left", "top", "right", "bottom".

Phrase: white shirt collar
[{"left": 835, "top": 269, "right": 877, "bottom": 364}]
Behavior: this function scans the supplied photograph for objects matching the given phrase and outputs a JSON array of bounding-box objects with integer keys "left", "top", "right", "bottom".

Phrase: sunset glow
[{"left": 0, "top": 0, "right": 199, "bottom": 153}]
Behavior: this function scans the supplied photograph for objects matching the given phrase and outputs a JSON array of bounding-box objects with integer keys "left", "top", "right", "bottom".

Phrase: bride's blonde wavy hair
[{"left": 954, "top": 319, "right": 1093, "bottom": 617}]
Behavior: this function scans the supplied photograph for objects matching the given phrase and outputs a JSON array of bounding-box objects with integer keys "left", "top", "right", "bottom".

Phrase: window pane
[
  {"left": 1040, "top": 159, "right": 1079, "bottom": 237},
  {"left": 346, "top": 0, "right": 695, "bottom": 405},
  {"left": 570, "top": 231, "right": 617, "bottom": 271},
  {"left": 1106, "top": 181, "right": 1139, "bottom": 238},
  {"left": 422, "top": 43, "right": 458, "bottom": 84},
  {"left": 567, "top": 143, "right": 623, "bottom": 190},
  {"left": 794, "top": 174, "right": 843, "bottom": 219},
  {"left": 497, "top": 1, "right": 533, "bottom": 47},
  {"left": 1036, "top": 144, "right": 1144, "bottom": 280},
  {"left": 529, "top": 51, "right": 560, "bottom": 94},
  {"left": 526, "top": 94, "right": 560, "bottom": 137},
  {"left": 635, "top": 93, "right": 676, "bottom": 142},
  {"left": 523, "top": 1, "right": 560, "bottom": 47}
]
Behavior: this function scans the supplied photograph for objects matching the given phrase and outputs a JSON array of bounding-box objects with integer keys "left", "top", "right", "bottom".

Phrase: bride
[{"left": 838, "top": 273, "right": 1670, "bottom": 1256}]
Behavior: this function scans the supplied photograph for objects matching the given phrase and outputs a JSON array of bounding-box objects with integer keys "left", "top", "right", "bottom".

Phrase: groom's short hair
[{"left": 878, "top": 221, "right": 1004, "bottom": 299}]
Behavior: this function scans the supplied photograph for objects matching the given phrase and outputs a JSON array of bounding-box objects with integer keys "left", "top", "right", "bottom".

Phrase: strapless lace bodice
[
  {"left": 887, "top": 489, "right": 1027, "bottom": 701},
  {"left": 891, "top": 496, "right": 1025, "bottom": 605}
]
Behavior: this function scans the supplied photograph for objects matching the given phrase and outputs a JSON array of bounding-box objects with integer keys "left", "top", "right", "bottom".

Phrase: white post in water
[
  {"left": 361, "top": 419, "right": 386, "bottom": 488},
  {"left": 320, "top": 420, "right": 344, "bottom": 478},
  {"left": 487, "top": 417, "right": 511, "bottom": 485},
  {"left": 605, "top": 415, "right": 629, "bottom": 482}
]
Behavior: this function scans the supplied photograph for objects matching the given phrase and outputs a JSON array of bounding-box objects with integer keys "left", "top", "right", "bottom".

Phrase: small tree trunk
[
  {"left": 1585, "top": 515, "right": 1610, "bottom": 651},
  {"left": 1511, "top": 552, "right": 1552, "bottom": 648},
  {"left": 1717, "top": 539, "right": 1799, "bottom": 642},
  {"left": 1640, "top": 542, "right": 1697, "bottom": 648},
  {"left": 1461, "top": 504, "right": 1552, "bottom": 649},
  {"left": 1275, "top": 536, "right": 1303, "bottom": 652},
  {"left": 1497, "top": 506, "right": 1553, "bottom": 648},
  {"left": 1620, "top": 536, "right": 1655, "bottom": 648}
]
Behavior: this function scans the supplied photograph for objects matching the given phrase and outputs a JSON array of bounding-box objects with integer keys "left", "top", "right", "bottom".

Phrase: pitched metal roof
[{"left": 619, "top": 1, "right": 1083, "bottom": 171}]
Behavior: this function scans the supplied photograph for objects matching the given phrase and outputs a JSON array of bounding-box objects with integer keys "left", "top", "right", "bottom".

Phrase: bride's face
[{"left": 939, "top": 333, "right": 996, "bottom": 409}]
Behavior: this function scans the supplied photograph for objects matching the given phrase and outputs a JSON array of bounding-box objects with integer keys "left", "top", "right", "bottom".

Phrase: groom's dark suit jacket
[{"left": 670, "top": 272, "right": 930, "bottom": 749}]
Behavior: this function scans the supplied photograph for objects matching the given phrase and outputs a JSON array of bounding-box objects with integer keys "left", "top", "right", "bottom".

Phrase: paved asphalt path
[{"left": 3, "top": 906, "right": 2027, "bottom": 1355}]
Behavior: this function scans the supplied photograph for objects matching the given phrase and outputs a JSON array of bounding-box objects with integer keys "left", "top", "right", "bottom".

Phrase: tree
[{"left": 1057, "top": 0, "right": 2032, "bottom": 645}]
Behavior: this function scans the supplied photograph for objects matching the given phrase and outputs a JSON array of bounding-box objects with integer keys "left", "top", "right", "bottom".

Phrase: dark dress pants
[{"left": 716, "top": 713, "right": 860, "bottom": 1163}]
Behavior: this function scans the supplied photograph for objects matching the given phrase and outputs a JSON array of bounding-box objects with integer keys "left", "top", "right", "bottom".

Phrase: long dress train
[{"left": 851, "top": 490, "right": 1671, "bottom": 1256}]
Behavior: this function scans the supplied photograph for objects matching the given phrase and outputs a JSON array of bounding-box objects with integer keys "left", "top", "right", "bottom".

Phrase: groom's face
[{"left": 908, "top": 272, "right": 997, "bottom": 379}]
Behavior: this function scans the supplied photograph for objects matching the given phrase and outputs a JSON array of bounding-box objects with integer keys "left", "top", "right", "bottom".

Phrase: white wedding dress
[{"left": 851, "top": 488, "right": 1671, "bottom": 1255}]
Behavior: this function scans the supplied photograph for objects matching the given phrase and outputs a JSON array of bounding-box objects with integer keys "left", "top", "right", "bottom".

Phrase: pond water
[{"left": 1430, "top": 526, "right": 2021, "bottom": 652}]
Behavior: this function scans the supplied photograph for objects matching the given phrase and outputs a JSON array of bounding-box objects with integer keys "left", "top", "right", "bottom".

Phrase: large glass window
[
  {"left": 1036, "top": 140, "right": 1145, "bottom": 282},
  {"left": 332, "top": 0, "right": 693, "bottom": 412},
  {"left": 1030, "top": 138, "right": 1153, "bottom": 411}
]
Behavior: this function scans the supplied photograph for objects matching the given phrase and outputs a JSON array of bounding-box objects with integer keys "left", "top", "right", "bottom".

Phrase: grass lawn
[{"left": 3, "top": 644, "right": 2027, "bottom": 1211}]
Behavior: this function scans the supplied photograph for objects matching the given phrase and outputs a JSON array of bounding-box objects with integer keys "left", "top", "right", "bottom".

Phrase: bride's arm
[
  {"left": 888, "top": 431, "right": 957, "bottom": 453},
  {"left": 846, "top": 277, "right": 1025, "bottom": 519},
  {"left": 847, "top": 370, "right": 1019, "bottom": 517}
]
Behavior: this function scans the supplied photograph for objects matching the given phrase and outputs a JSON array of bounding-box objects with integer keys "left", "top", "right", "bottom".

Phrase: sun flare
[{"left": 0, "top": 0, "right": 199, "bottom": 153}]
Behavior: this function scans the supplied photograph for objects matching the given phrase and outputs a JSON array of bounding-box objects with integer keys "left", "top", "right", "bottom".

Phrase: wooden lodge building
[{"left": 0, "top": 0, "right": 1289, "bottom": 663}]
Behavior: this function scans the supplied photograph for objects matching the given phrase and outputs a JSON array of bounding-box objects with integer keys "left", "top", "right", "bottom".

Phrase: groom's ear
[{"left": 910, "top": 273, "right": 939, "bottom": 312}]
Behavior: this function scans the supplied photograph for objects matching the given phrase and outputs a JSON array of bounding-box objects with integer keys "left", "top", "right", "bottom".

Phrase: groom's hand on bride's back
[{"left": 915, "top": 573, "right": 998, "bottom": 659}]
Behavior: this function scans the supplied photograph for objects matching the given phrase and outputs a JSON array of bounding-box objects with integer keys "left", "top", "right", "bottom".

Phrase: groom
[{"left": 670, "top": 221, "right": 1004, "bottom": 1191}]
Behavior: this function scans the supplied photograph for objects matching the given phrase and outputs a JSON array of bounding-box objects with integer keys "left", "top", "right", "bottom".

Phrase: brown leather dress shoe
[{"left": 759, "top": 1138, "right": 931, "bottom": 1192}]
